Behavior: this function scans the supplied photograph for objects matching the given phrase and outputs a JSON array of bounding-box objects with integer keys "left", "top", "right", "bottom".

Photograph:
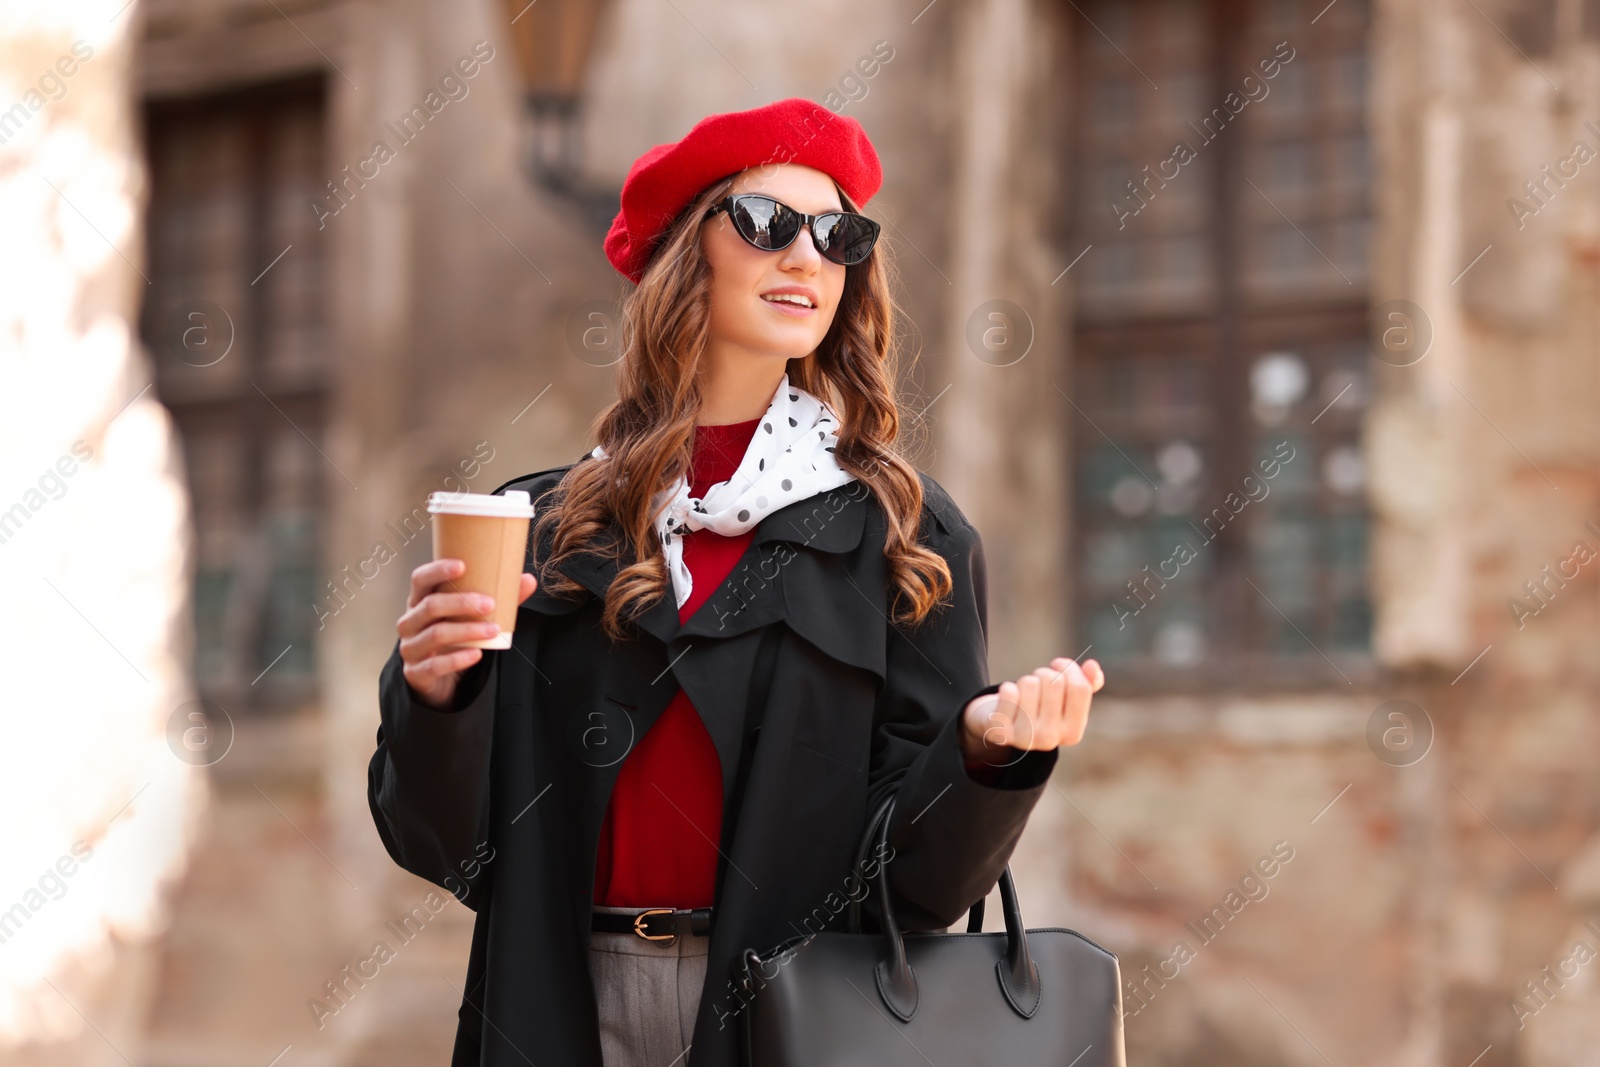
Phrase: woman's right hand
[{"left": 398, "top": 558, "right": 537, "bottom": 710}]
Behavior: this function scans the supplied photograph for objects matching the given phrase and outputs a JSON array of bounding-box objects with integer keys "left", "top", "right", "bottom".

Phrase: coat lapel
[
  {"left": 538, "top": 479, "right": 879, "bottom": 650},
  {"left": 527, "top": 478, "right": 888, "bottom": 815}
]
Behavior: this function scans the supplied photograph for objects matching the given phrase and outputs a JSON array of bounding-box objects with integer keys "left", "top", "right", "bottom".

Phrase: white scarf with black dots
[{"left": 590, "top": 372, "right": 857, "bottom": 608}]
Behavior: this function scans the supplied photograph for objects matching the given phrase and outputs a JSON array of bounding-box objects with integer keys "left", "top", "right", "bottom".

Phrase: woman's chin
[{"left": 728, "top": 330, "right": 823, "bottom": 363}]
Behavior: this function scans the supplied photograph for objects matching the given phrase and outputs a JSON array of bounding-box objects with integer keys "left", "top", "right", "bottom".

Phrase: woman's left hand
[{"left": 959, "top": 657, "right": 1106, "bottom": 763}]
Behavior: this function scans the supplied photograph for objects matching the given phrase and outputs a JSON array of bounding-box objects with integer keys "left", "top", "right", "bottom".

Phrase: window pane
[
  {"left": 1074, "top": 0, "right": 1216, "bottom": 317},
  {"left": 141, "top": 76, "right": 329, "bottom": 711},
  {"left": 1069, "top": 0, "right": 1373, "bottom": 688}
]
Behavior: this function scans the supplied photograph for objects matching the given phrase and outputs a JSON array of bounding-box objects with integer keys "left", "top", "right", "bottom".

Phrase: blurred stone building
[{"left": 3, "top": 0, "right": 1598, "bottom": 1064}]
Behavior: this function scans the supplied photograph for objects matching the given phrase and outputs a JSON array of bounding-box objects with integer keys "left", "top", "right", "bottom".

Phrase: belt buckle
[{"left": 632, "top": 907, "right": 677, "bottom": 944}]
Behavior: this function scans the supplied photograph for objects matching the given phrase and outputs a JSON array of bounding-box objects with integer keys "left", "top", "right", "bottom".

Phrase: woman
[{"left": 369, "top": 98, "right": 1104, "bottom": 1067}]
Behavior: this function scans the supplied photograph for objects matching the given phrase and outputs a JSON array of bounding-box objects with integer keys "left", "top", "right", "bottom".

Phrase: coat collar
[{"left": 523, "top": 475, "right": 883, "bottom": 674}]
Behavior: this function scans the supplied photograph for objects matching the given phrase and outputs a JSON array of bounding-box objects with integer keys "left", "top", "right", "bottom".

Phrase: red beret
[{"left": 604, "top": 97, "right": 883, "bottom": 284}]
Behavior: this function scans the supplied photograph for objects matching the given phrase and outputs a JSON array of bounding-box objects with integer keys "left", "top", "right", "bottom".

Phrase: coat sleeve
[
  {"left": 867, "top": 516, "right": 1058, "bottom": 931},
  {"left": 367, "top": 638, "right": 499, "bottom": 909}
]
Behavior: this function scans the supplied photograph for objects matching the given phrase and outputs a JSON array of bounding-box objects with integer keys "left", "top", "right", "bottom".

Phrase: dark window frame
[
  {"left": 1061, "top": 0, "right": 1378, "bottom": 694},
  {"left": 139, "top": 73, "right": 330, "bottom": 712}
]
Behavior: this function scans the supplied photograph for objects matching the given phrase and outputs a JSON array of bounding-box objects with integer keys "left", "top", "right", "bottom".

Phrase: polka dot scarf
[{"left": 590, "top": 371, "right": 858, "bottom": 608}]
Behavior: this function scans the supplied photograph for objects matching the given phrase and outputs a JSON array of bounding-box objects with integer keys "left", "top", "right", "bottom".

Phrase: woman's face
[{"left": 700, "top": 163, "right": 849, "bottom": 365}]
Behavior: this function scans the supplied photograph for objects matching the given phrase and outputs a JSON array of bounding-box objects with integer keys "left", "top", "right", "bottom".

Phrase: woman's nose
[{"left": 777, "top": 225, "right": 824, "bottom": 269}]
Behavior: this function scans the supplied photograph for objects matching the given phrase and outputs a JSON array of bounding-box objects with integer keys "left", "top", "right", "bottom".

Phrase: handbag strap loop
[
  {"left": 844, "top": 791, "right": 895, "bottom": 934},
  {"left": 995, "top": 863, "right": 1042, "bottom": 1017},
  {"left": 844, "top": 790, "right": 1042, "bottom": 1022},
  {"left": 868, "top": 793, "right": 918, "bottom": 1020}
]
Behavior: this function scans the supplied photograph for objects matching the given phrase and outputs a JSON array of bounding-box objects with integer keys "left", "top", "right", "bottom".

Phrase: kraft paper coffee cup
[{"left": 427, "top": 490, "right": 536, "bottom": 650}]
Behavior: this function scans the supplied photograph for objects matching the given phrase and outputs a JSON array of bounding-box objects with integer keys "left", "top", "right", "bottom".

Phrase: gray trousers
[{"left": 589, "top": 905, "right": 710, "bottom": 1067}]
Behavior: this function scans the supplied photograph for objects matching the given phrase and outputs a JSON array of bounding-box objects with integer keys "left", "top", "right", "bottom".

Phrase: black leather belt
[{"left": 592, "top": 906, "right": 713, "bottom": 943}]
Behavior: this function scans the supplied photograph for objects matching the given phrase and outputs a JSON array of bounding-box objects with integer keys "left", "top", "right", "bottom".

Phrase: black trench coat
[{"left": 368, "top": 459, "right": 1059, "bottom": 1067}]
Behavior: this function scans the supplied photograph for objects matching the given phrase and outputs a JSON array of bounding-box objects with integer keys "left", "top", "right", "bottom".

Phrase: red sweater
[
  {"left": 591, "top": 417, "right": 1012, "bottom": 907},
  {"left": 593, "top": 416, "right": 761, "bottom": 907}
]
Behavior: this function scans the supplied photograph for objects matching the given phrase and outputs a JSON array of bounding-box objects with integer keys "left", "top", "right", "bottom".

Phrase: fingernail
[{"left": 477, "top": 596, "right": 495, "bottom": 612}]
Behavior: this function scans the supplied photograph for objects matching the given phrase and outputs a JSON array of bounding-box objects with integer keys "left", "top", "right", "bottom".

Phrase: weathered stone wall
[{"left": 1035, "top": 2, "right": 1600, "bottom": 1065}]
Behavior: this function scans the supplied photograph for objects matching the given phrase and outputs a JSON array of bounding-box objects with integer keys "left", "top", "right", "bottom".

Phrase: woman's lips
[{"left": 759, "top": 296, "right": 816, "bottom": 317}]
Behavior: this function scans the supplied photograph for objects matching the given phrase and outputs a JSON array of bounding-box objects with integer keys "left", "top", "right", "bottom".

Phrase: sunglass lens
[
  {"left": 731, "top": 196, "right": 799, "bottom": 251},
  {"left": 815, "top": 213, "right": 878, "bottom": 266}
]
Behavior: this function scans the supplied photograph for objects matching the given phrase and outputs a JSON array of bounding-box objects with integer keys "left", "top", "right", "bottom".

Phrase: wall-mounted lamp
[{"left": 500, "top": 0, "right": 619, "bottom": 238}]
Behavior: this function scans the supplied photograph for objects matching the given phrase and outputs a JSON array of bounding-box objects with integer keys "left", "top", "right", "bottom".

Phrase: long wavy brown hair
[{"left": 533, "top": 169, "right": 954, "bottom": 640}]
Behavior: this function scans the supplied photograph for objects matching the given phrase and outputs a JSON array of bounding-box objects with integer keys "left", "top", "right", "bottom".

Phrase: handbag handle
[{"left": 845, "top": 792, "right": 1042, "bottom": 1022}]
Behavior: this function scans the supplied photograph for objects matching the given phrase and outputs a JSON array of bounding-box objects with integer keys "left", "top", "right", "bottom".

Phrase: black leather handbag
[{"left": 736, "top": 792, "right": 1127, "bottom": 1066}]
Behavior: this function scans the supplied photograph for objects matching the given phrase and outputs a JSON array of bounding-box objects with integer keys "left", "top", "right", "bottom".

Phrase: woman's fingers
[
  {"left": 409, "top": 558, "right": 465, "bottom": 609},
  {"left": 398, "top": 590, "right": 494, "bottom": 640},
  {"left": 1060, "top": 659, "right": 1093, "bottom": 746},
  {"left": 403, "top": 645, "right": 482, "bottom": 684},
  {"left": 991, "top": 656, "right": 1104, "bottom": 751},
  {"left": 1045, "top": 660, "right": 1075, "bottom": 745},
  {"left": 405, "top": 618, "right": 502, "bottom": 660},
  {"left": 398, "top": 560, "right": 535, "bottom": 711},
  {"left": 1082, "top": 658, "right": 1106, "bottom": 693},
  {"left": 1008, "top": 663, "right": 1055, "bottom": 750},
  {"left": 1014, "top": 672, "right": 1043, "bottom": 747}
]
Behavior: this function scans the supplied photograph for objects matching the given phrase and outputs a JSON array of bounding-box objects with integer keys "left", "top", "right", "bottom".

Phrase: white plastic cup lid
[{"left": 427, "top": 489, "right": 535, "bottom": 518}]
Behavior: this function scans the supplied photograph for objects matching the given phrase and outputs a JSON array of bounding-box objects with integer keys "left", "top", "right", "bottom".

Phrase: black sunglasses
[{"left": 703, "top": 193, "right": 880, "bottom": 266}]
